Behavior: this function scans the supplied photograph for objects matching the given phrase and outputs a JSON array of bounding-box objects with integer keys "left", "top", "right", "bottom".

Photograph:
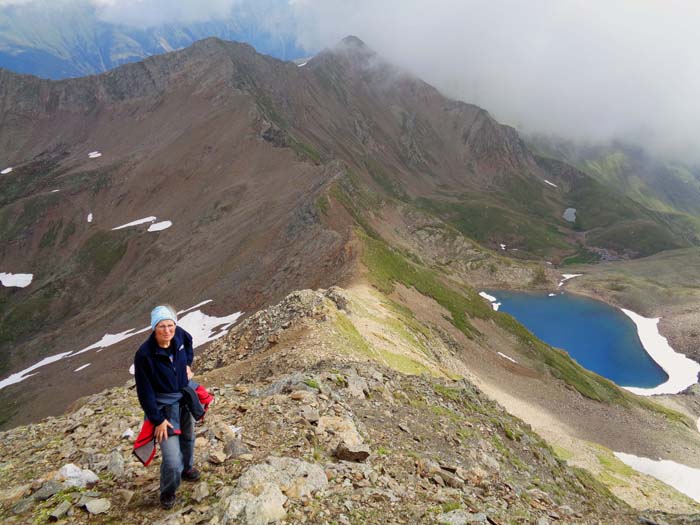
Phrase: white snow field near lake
[
  {"left": 1, "top": 167, "right": 12, "bottom": 174},
  {"left": 621, "top": 309, "right": 700, "bottom": 396},
  {"left": 0, "top": 301, "right": 243, "bottom": 389},
  {"left": 614, "top": 452, "right": 700, "bottom": 502},
  {"left": 558, "top": 273, "right": 583, "bottom": 287},
  {"left": 479, "top": 292, "right": 501, "bottom": 311},
  {"left": 0, "top": 272, "right": 33, "bottom": 288}
]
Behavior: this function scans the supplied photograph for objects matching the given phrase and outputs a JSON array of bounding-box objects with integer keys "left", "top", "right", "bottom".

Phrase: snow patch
[
  {"left": 499, "top": 244, "right": 506, "bottom": 250},
  {"left": 112, "top": 216, "right": 157, "bottom": 230},
  {"left": 158, "top": 36, "right": 174, "bottom": 52},
  {"left": 178, "top": 309, "right": 243, "bottom": 348},
  {"left": 74, "top": 327, "right": 150, "bottom": 357},
  {"left": 497, "top": 352, "right": 518, "bottom": 364},
  {"left": 1, "top": 167, "right": 12, "bottom": 174},
  {"left": 0, "top": 352, "right": 72, "bottom": 389},
  {"left": 297, "top": 61, "right": 308, "bottom": 67},
  {"left": 621, "top": 309, "right": 700, "bottom": 396},
  {"left": 87, "top": 213, "right": 93, "bottom": 223},
  {"left": 544, "top": 179, "right": 558, "bottom": 188},
  {"left": 0, "top": 300, "right": 243, "bottom": 390},
  {"left": 129, "top": 363, "right": 135, "bottom": 375},
  {"left": 88, "top": 151, "right": 102, "bottom": 158},
  {"left": 147, "top": 220, "right": 172, "bottom": 232},
  {"left": 558, "top": 273, "right": 582, "bottom": 287},
  {"left": 0, "top": 272, "right": 33, "bottom": 288},
  {"left": 548, "top": 293, "right": 556, "bottom": 297},
  {"left": 614, "top": 452, "right": 700, "bottom": 502},
  {"left": 74, "top": 363, "right": 91, "bottom": 372},
  {"left": 50, "top": 189, "right": 60, "bottom": 193},
  {"left": 112, "top": 216, "right": 173, "bottom": 232},
  {"left": 563, "top": 207, "right": 577, "bottom": 222},
  {"left": 479, "top": 291, "right": 501, "bottom": 311}
]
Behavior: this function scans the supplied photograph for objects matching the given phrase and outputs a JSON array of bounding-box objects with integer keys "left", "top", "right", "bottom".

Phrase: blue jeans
[{"left": 159, "top": 406, "right": 195, "bottom": 498}]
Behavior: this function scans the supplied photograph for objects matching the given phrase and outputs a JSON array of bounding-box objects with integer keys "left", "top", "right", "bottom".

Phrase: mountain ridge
[
  {"left": 0, "top": 35, "right": 696, "bottom": 426},
  {"left": 2, "top": 35, "right": 700, "bottom": 522}
]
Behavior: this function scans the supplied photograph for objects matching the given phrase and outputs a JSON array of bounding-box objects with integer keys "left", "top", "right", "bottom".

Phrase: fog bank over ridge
[
  {"left": 289, "top": 0, "right": 700, "bottom": 164},
  {"left": 2, "top": 0, "right": 699, "bottom": 163}
]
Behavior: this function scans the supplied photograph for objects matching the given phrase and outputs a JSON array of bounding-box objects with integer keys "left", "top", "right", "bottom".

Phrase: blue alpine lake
[{"left": 487, "top": 290, "right": 668, "bottom": 388}]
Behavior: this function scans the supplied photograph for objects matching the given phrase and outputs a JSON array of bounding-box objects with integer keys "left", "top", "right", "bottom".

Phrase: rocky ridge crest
[{"left": 0, "top": 287, "right": 693, "bottom": 525}]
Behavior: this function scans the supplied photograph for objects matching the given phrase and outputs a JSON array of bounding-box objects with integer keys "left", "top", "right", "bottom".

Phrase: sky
[{"left": 2, "top": 0, "right": 699, "bottom": 163}]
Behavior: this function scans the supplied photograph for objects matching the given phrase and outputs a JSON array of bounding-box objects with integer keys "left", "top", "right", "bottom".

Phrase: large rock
[
  {"left": 334, "top": 442, "right": 371, "bottom": 462},
  {"left": 192, "top": 481, "right": 210, "bottom": 503},
  {"left": 84, "top": 498, "right": 111, "bottom": 515},
  {"left": 49, "top": 500, "right": 72, "bottom": 521},
  {"left": 238, "top": 457, "right": 328, "bottom": 500},
  {"left": 107, "top": 451, "right": 125, "bottom": 478},
  {"left": 346, "top": 374, "right": 369, "bottom": 399},
  {"left": 317, "top": 416, "right": 363, "bottom": 446},
  {"left": 225, "top": 438, "right": 251, "bottom": 459},
  {"left": 222, "top": 482, "right": 286, "bottom": 525},
  {"left": 58, "top": 463, "right": 99, "bottom": 488},
  {"left": 33, "top": 481, "right": 62, "bottom": 501}
]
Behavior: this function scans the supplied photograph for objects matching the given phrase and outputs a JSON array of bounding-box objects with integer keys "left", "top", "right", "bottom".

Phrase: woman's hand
[
  {"left": 186, "top": 365, "right": 193, "bottom": 380},
  {"left": 155, "top": 419, "right": 173, "bottom": 443}
]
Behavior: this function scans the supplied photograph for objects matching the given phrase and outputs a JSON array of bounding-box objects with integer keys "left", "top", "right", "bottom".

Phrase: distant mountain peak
[
  {"left": 334, "top": 35, "right": 376, "bottom": 60},
  {"left": 339, "top": 35, "right": 369, "bottom": 48}
]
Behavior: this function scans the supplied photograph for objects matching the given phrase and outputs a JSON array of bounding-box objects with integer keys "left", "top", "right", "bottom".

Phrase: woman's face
[{"left": 154, "top": 320, "right": 176, "bottom": 348}]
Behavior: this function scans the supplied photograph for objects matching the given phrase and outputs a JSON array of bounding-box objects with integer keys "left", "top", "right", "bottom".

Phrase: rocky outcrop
[{"left": 0, "top": 341, "right": 685, "bottom": 524}]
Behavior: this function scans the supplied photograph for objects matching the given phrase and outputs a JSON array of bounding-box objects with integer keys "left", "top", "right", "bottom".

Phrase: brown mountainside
[{"left": 0, "top": 36, "right": 694, "bottom": 427}]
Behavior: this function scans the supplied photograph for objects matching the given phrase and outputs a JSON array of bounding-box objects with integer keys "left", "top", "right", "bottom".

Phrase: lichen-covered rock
[
  {"left": 237, "top": 456, "right": 328, "bottom": 500},
  {"left": 85, "top": 497, "right": 111, "bottom": 515},
  {"left": 222, "top": 482, "right": 286, "bottom": 525}
]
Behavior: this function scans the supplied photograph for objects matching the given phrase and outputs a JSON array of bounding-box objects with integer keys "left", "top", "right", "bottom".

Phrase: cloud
[
  {"left": 94, "top": 0, "right": 238, "bottom": 26},
  {"left": 0, "top": 1, "right": 241, "bottom": 25},
  {"left": 2, "top": 0, "right": 699, "bottom": 162},
  {"left": 282, "top": 0, "right": 700, "bottom": 163}
]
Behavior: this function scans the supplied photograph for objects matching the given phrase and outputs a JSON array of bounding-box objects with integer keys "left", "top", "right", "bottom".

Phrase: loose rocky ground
[{"left": 1, "top": 287, "right": 699, "bottom": 524}]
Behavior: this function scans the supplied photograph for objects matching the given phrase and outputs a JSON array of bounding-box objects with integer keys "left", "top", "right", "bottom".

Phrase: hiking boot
[
  {"left": 181, "top": 467, "right": 200, "bottom": 482},
  {"left": 160, "top": 492, "right": 177, "bottom": 510}
]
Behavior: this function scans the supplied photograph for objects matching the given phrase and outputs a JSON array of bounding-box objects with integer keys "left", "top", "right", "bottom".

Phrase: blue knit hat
[{"left": 151, "top": 305, "right": 177, "bottom": 331}]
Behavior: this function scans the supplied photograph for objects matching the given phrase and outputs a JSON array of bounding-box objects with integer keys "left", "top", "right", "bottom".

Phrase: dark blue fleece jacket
[{"left": 134, "top": 326, "right": 194, "bottom": 425}]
